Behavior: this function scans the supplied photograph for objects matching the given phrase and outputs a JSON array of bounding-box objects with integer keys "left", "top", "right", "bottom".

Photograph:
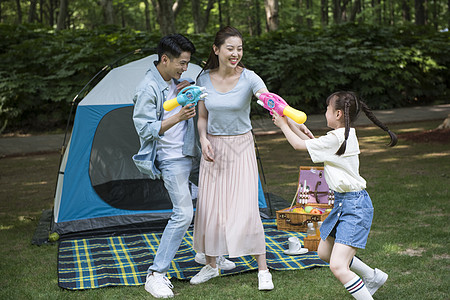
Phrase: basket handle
[
  {"left": 285, "top": 215, "right": 321, "bottom": 226},
  {"left": 310, "top": 181, "right": 329, "bottom": 204}
]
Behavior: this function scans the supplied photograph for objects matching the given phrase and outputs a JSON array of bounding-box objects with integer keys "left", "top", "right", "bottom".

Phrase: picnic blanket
[{"left": 58, "top": 219, "right": 328, "bottom": 290}]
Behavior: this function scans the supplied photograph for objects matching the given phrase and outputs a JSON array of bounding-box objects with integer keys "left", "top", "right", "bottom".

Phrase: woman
[{"left": 191, "top": 26, "right": 312, "bottom": 290}]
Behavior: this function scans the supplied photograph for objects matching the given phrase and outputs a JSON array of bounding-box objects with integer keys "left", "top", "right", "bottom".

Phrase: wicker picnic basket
[
  {"left": 276, "top": 167, "right": 334, "bottom": 232},
  {"left": 303, "top": 236, "right": 322, "bottom": 251}
]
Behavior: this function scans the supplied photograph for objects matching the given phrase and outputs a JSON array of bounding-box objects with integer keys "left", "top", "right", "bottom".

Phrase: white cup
[{"left": 287, "top": 236, "right": 302, "bottom": 253}]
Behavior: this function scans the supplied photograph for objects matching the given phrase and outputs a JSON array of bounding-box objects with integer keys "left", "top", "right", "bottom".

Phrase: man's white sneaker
[
  {"left": 364, "top": 268, "right": 388, "bottom": 295},
  {"left": 145, "top": 272, "right": 174, "bottom": 298},
  {"left": 190, "top": 264, "right": 219, "bottom": 285},
  {"left": 258, "top": 270, "right": 274, "bottom": 291},
  {"left": 194, "top": 253, "right": 236, "bottom": 270}
]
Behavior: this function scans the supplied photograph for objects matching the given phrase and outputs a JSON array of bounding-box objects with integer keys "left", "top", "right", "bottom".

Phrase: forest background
[{"left": 0, "top": 0, "right": 449, "bottom": 133}]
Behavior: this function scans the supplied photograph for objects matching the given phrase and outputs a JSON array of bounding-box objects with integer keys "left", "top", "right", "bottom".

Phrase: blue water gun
[{"left": 163, "top": 85, "right": 207, "bottom": 111}]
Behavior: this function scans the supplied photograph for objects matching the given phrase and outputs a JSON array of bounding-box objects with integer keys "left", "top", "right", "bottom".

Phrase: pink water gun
[{"left": 256, "top": 92, "right": 307, "bottom": 124}]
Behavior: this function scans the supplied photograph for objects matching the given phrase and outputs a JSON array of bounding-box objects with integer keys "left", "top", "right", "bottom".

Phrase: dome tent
[{"left": 52, "top": 52, "right": 268, "bottom": 239}]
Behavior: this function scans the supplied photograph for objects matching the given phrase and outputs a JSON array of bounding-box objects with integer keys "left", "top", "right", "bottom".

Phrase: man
[{"left": 132, "top": 34, "right": 200, "bottom": 298}]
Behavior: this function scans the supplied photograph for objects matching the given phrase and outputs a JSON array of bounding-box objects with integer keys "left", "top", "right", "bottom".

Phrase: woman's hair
[
  {"left": 327, "top": 91, "right": 398, "bottom": 155},
  {"left": 201, "top": 26, "right": 245, "bottom": 72}
]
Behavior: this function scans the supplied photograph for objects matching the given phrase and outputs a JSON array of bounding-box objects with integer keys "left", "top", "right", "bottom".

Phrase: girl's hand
[
  {"left": 200, "top": 137, "right": 215, "bottom": 162},
  {"left": 272, "top": 110, "right": 288, "bottom": 129},
  {"left": 297, "top": 123, "right": 314, "bottom": 139}
]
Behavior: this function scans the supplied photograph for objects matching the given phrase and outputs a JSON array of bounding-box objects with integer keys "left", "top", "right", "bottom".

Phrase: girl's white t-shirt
[{"left": 305, "top": 128, "right": 367, "bottom": 193}]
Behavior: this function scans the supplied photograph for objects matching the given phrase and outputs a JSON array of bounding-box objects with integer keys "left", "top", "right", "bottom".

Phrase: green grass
[{"left": 0, "top": 120, "right": 449, "bottom": 299}]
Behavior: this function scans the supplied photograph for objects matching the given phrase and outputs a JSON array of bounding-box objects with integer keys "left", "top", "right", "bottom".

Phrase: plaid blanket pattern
[{"left": 58, "top": 219, "right": 328, "bottom": 290}]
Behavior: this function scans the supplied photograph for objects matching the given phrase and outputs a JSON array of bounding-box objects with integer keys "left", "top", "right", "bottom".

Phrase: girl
[
  {"left": 191, "top": 26, "right": 313, "bottom": 290},
  {"left": 273, "top": 91, "right": 397, "bottom": 299}
]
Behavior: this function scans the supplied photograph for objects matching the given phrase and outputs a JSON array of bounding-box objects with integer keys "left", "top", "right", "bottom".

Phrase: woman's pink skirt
[{"left": 193, "top": 131, "right": 266, "bottom": 258}]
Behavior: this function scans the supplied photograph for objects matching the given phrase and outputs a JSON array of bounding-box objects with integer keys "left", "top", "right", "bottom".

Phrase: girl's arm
[
  {"left": 273, "top": 111, "right": 308, "bottom": 151},
  {"left": 287, "top": 118, "right": 314, "bottom": 139},
  {"left": 197, "top": 101, "right": 215, "bottom": 162}
]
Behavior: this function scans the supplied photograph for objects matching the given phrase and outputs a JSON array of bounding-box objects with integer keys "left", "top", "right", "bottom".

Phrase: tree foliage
[
  {"left": 0, "top": 0, "right": 448, "bottom": 33},
  {"left": 0, "top": 23, "right": 448, "bottom": 133},
  {"left": 246, "top": 24, "right": 449, "bottom": 113}
]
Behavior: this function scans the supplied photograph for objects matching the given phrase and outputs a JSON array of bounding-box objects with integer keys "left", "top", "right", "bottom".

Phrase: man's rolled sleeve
[{"left": 133, "top": 88, "right": 163, "bottom": 141}]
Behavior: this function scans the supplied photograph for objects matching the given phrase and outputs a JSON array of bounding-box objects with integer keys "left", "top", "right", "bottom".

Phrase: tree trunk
[
  {"left": 48, "top": 0, "right": 55, "bottom": 27},
  {"left": 143, "top": 0, "right": 153, "bottom": 31},
  {"left": 40, "top": 0, "right": 44, "bottom": 23},
  {"left": 341, "top": 0, "right": 349, "bottom": 22},
  {"left": 373, "top": 0, "right": 381, "bottom": 24},
  {"left": 350, "top": 0, "right": 361, "bottom": 22},
  {"left": 101, "top": 0, "right": 115, "bottom": 25},
  {"left": 297, "top": 0, "right": 304, "bottom": 25},
  {"left": 264, "top": 0, "right": 279, "bottom": 31},
  {"left": 56, "top": 0, "right": 68, "bottom": 30},
  {"left": 390, "top": 0, "right": 395, "bottom": 25},
  {"left": 120, "top": 4, "right": 125, "bottom": 27},
  {"left": 402, "top": 0, "right": 411, "bottom": 21},
  {"left": 415, "top": 0, "right": 426, "bottom": 25},
  {"left": 306, "top": 0, "right": 313, "bottom": 27},
  {"left": 191, "top": 0, "right": 214, "bottom": 33},
  {"left": 151, "top": 0, "right": 176, "bottom": 35},
  {"left": 172, "top": 0, "right": 184, "bottom": 18},
  {"left": 254, "top": 0, "right": 262, "bottom": 35},
  {"left": 334, "top": 0, "right": 349, "bottom": 23},
  {"left": 15, "top": 0, "right": 23, "bottom": 24},
  {"left": 28, "top": 0, "right": 38, "bottom": 23},
  {"left": 321, "top": 0, "right": 328, "bottom": 26},
  {"left": 432, "top": 0, "right": 438, "bottom": 29},
  {"left": 333, "top": 0, "right": 341, "bottom": 23},
  {"left": 224, "top": 0, "right": 230, "bottom": 26}
]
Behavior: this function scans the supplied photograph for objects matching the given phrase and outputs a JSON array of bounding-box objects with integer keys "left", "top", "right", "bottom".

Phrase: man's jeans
[{"left": 149, "top": 157, "right": 193, "bottom": 274}]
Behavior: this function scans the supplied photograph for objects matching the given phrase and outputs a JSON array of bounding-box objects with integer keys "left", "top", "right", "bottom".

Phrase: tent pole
[{"left": 252, "top": 130, "right": 274, "bottom": 217}]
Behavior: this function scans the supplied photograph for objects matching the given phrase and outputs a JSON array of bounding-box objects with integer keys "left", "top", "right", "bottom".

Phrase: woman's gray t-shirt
[{"left": 197, "top": 69, "right": 266, "bottom": 135}]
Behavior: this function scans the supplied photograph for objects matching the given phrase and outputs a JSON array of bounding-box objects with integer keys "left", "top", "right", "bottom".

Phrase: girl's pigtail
[
  {"left": 336, "top": 100, "right": 351, "bottom": 155},
  {"left": 360, "top": 101, "right": 398, "bottom": 147}
]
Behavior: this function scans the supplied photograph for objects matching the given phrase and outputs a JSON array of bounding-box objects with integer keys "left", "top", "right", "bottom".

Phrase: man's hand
[
  {"left": 176, "top": 80, "right": 192, "bottom": 93},
  {"left": 177, "top": 103, "right": 196, "bottom": 121}
]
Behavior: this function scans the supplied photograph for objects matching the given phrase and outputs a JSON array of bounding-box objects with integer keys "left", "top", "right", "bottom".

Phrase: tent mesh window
[{"left": 89, "top": 106, "right": 172, "bottom": 211}]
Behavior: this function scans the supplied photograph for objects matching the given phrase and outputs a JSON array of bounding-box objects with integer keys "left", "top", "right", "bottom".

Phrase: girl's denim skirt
[{"left": 320, "top": 190, "right": 374, "bottom": 249}]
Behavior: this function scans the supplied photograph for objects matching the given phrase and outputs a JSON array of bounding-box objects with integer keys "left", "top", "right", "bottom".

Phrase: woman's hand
[{"left": 200, "top": 136, "right": 215, "bottom": 162}]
